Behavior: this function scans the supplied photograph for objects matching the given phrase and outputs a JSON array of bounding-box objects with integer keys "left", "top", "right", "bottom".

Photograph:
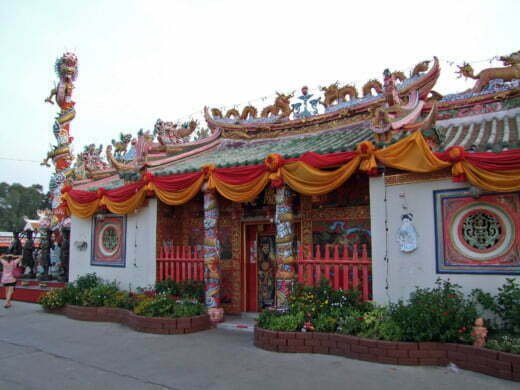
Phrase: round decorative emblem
[
  {"left": 98, "top": 223, "right": 120, "bottom": 257},
  {"left": 450, "top": 203, "right": 514, "bottom": 261},
  {"left": 462, "top": 212, "right": 501, "bottom": 250}
]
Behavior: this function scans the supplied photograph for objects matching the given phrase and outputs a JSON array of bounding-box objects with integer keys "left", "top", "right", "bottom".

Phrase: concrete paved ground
[{"left": 0, "top": 302, "right": 516, "bottom": 390}]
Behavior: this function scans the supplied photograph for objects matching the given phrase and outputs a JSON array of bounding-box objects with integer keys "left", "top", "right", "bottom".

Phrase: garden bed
[
  {"left": 47, "top": 305, "right": 211, "bottom": 334},
  {"left": 254, "top": 327, "right": 520, "bottom": 381}
]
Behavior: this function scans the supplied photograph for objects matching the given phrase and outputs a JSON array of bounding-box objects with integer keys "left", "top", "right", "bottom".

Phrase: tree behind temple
[{"left": 0, "top": 182, "right": 50, "bottom": 232}]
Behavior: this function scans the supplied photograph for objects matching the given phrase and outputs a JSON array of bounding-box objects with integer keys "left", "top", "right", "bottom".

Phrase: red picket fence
[
  {"left": 156, "top": 243, "right": 372, "bottom": 301},
  {"left": 156, "top": 245, "right": 204, "bottom": 282},
  {"left": 296, "top": 244, "right": 372, "bottom": 301}
]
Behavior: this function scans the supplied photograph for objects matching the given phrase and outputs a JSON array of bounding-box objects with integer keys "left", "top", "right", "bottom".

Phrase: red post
[
  {"left": 342, "top": 245, "right": 349, "bottom": 260},
  {"left": 314, "top": 245, "right": 321, "bottom": 286},
  {"left": 324, "top": 245, "right": 331, "bottom": 284},
  {"left": 333, "top": 264, "right": 339, "bottom": 290},
  {"left": 297, "top": 246, "right": 304, "bottom": 284},
  {"left": 361, "top": 244, "right": 369, "bottom": 299},
  {"left": 352, "top": 244, "right": 359, "bottom": 290},
  {"left": 333, "top": 245, "right": 340, "bottom": 260},
  {"left": 343, "top": 264, "right": 349, "bottom": 291},
  {"left": 306, "top": 261, "right": 312, "bottom": 286},
  {"left": 362, "top": 264, "right": 369, "bottom": 301}
]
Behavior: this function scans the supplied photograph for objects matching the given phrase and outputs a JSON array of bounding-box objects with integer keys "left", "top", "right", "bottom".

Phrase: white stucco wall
[
  {"left": 69, "top": 199, "right": 157, "bottom": 290},
  {"left": 369, "top": 177, "right": 518, "bottom": 305}
]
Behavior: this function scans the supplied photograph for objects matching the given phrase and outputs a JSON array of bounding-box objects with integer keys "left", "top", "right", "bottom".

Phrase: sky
[{"left": 0, "top": 0, "right": 519, "bottom": 191}]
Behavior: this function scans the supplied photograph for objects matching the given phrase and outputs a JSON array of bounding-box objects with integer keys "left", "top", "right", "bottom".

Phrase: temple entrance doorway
[
  {"left": 256, "top": 233, "right": 276, "bottom": 310},
  {"left": 244, "top": 223, "right": 275, "bottom": 312},
  {"left": 242, "top": 222, "right": 300, "bottom": 312}
]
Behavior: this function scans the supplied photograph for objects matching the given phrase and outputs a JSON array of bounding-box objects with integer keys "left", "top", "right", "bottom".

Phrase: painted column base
[{"left": 208, "top": 307, "right": 225, "bottom": 323}]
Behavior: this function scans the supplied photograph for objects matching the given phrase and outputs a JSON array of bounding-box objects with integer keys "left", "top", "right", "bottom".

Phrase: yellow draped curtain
[
  {"left": 64, "top": 131, "right": 520, "bottom": 218},
  {"left": 282, "top": 157, "right": 361, "bottom": 196},
  {"left": 149, "top": 175, "right": 205, "bottom": 206},
  {"left": 460, "top": 162, "right": 520, "bottom": 192},
  {"left": 63, "top": 193, "right": 101, "bottom": 219},
  {"left": 375, "top": 131, "right": 451, "bottom": 172},
  {"left": 210, "top": 173, "right": 271, "bottom": 203}
]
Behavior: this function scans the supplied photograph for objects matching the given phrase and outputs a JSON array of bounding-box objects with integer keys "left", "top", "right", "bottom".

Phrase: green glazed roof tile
[{"left": 152, "top": 126, "right": 375, "bottom": 175}]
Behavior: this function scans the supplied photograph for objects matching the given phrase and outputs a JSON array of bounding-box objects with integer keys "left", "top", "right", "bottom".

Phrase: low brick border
[
  {"left": 254, "top": 327, "right": 520, "bottom": 381},
  {"left": 45, "top": 305, "right": 211, "bottom": 334}
]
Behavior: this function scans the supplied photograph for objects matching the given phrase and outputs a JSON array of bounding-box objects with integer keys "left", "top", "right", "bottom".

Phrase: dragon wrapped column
[
  {"left": 275, "top": 185, "right": 296, "bottom": 309},
  {"left": 43, "top": 52, "right": 78, "bottom": 229},
  {"left": 203, "top": 187, "right": 224, "bottom": 322}
]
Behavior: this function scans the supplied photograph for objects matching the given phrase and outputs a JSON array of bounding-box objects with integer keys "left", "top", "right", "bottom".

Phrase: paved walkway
[{"left": 0, "top": 302, "right": 516, "bottom": 390}]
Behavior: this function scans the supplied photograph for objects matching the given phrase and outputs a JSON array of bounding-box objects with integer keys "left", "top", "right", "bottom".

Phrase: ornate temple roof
[
  {"left": 150, "top": 125, "right": 374, "bottom": 175},
  {"left": 144, "top": 109, "right": 518, "bottom": 177},
  {"left": 67, "top": 51, "right": 520, "bottom": 204},
  {"left": 437, "top": 108, "right": 520, "bottom": 152}
]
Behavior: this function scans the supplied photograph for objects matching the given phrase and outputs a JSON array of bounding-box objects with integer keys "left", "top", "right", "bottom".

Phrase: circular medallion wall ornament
[
  {"left": 462, "top": 212, "right": 501, "bottom": 250},
  {"left": 98, "top": 223, "right": 121, "bottom": 257},
  {"left": 450, "top": 203, "right": 514, "bottom": 261}
]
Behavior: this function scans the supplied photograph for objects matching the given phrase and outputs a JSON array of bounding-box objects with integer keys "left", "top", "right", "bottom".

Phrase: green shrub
[
  {"left": 337, "top": 309, "right": 365, "bottom": 335},
  {"left": 179, "top": 280, "right": 204, "bottom": 301},
  {"left": 337, "top": 306, "right": 402, "bottom": 341},
  {"left": 171, "top": 301, "right": 206, "bottom": 318},
  {"left": 259, "top": 311, "right": 304, "bottom": 332},
  {"left": 133, "top": 293, "right": 175, "bottom": 317},
  {"left": 154, "top": 279, "right": 204, "bottom": 302},
  {"left": 155, "top": 279, "right": 180, "bottom": 296},
  {"left": 60, "top": 285, "right": 84, "bottom": 306},
  {"left": 290, "top": 279, "right": 371, "bottom": 320},
  {"left": 257, "top": 309, "right": 278, "bottom": 329},
  {"left": 486, "top": 335, "right": 520, "bottom": 354},
  {"left": 39, "top": 289, "right": 66, "bottom": 310},
  {"left": 103, "top": 290, "right": 136, "bottom": 310},
  {"left": 313, "top": 314, "right": 338, "bottom": 333},
  {"left": 472, "top": 278, "right": 520, "bottom": 335},
  {"left": 80, "top": 282, "right": 119, "bottom": 307},
  {"left": 390, "top": 279, "right": 477, "bottom": 343},
  {"left": 133, "top": 294, "right": 206, "bottom": 318},
  {"left": 358, "top": 307, "right": 402, "bottom": 340},
  {"left": 74, "top": 273, "right": 102, "bottom": 291}
]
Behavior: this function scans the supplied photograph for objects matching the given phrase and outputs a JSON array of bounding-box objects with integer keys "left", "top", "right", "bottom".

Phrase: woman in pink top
[{"left": 1, "top": 255, "right": 21, "bottom": 308}]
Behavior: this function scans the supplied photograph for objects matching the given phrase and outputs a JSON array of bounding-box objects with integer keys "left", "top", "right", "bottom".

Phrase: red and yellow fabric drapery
[{"left": 62, "top": 131, "right": 520, "bottom": 218}]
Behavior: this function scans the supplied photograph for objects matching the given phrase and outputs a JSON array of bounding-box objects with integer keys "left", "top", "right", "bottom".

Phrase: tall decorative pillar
[
  {"left": 42, "top": 52, "right": 78, "bottom": 230},
  {"left": 275, "top": 185, "right": 296, "bottom": 309},
  {"left": 202, "top": 185, "right": 224, "bottom": 322}
]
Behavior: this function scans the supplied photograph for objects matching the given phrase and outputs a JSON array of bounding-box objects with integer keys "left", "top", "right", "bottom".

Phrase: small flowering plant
[
  {"left": 486, "top": 335, "right": 520, "bottom": 354},
  {"left": 289, "top": 279, "right": 371, "bottom": 320},
  {"left": 389, "top": 279, "right": 478, "bottom": 343},
  {"left": 39, "top": 288, "right": 66, "bottom": 310}
]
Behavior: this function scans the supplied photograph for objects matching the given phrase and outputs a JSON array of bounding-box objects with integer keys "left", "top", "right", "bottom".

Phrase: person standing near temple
[
  {"left": 21, "top": 230, "right": 35, "bottom": 276},
  {"left": 49, "top": 233, "right": 61, "bottom": 279},
  {"left": 9, "top": 232, "right": 22, "bottom": 256},
  {"left": 1, "top": 255, "right": 22, "bottom": 308}
]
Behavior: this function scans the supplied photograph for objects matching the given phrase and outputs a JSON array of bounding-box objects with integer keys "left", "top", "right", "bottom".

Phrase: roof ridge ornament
[{"left": 456, "top": 50, "right": 520, "bottom": 93}]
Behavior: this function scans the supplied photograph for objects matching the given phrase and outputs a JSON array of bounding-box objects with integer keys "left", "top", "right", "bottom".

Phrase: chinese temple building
[{"left": 61, "top": 52, "right": 520, "bottom": 320}]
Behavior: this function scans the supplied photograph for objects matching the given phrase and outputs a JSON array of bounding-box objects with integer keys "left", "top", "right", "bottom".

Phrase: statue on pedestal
[{"left": 21, "top": 230, "right": 35, "bottom": 276}]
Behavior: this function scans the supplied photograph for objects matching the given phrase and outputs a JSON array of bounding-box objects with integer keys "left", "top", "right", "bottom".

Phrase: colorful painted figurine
[{"left": 471, "top": 318, "right": 488, "bottom": 348}]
